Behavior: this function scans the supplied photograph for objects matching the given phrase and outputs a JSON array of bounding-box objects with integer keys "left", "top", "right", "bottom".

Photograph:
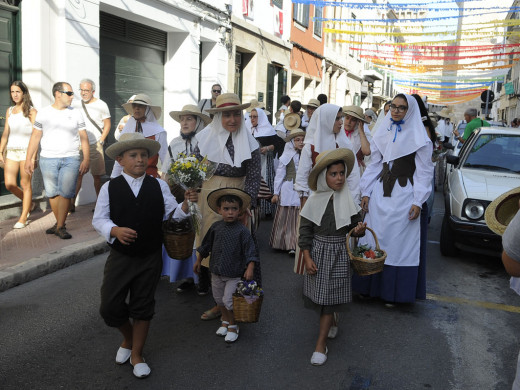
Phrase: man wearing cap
[
  {"left": 453, "top": 108, "right": 489, "bottom": 143},
  {"left": 72, "top": 78, "right": 111, "bottom": 203},
  {"left": 93, "top": 132, "right": 197, "bottom": 379},
  {"left": 301, "top": 99, "right": 320, "bottom": 129},
  {"left": 198, "top": 84, "right": 222, "bottom": 117},
  {"left": 25, "top": 81, "right": 90, "bottom": 239},
  {"left": 343, "top": 106, "right": 372, "bottom": 171},
  {"left": 111, "top": 93, "right": 167, "bottom": 178}
]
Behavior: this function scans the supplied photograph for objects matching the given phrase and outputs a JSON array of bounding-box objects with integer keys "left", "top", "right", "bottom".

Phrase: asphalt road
[{"left": 1, "top": 192, "right": 519, "bottom": 389}]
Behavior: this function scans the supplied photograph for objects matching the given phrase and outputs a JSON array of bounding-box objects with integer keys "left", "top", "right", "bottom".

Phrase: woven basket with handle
[
  {"left": 162, "top": 211, "right": 195, "bottom": 260},
  {"left": 346, "top": 226, "right": 387, "bottom": 276}
]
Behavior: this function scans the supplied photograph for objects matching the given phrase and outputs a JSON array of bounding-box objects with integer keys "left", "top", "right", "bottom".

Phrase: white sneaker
[{"left": 327, "top": 312, "right": 339, "bottom": 339}]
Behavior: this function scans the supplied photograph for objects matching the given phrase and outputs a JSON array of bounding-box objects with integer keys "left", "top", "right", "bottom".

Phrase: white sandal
[
  {"left": 328, "top": 312, "right": 339, "bottom": 339},
  {"left": 216, "top": 321, "right": 229, "bottom": 336},
  {"left": 225, "top": 325, "right": 239, "bottom": 343}
]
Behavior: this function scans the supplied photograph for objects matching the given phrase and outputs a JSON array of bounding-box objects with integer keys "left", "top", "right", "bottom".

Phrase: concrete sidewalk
[{"left": 0, "top": 203, "right": 109, "bottom": 292}]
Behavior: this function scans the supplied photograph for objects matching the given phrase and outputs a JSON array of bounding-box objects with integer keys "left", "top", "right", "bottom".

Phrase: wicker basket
[
  {"left": 346, "top": 226, "right": 387, "bottom": 276},
  {"left": 232, "top": 294, "right": 263, "bottom": 323},
  {"left": 162, "top": 211, "right": 195, "bottom": 260}
]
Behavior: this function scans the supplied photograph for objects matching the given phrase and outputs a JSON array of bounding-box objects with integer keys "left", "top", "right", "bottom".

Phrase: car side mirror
[
  {"left": 446, "top": 154, "right": 459, "bottom": 165},
  {"left": 443, "top": 142, "right": 454, "bottom": 150}
]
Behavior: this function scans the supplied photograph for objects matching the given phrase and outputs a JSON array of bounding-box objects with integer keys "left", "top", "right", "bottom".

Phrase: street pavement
[
  {"left": 0, "top": 203, "right": 107, "bottom": 292},
  {"left": 1, "top": 194, "right": 520, "bottom": 389}
]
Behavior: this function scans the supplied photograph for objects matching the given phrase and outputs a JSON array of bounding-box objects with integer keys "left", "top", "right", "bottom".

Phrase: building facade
[{"left": 0, "top": 0, "right": 230, "bottom": 202}]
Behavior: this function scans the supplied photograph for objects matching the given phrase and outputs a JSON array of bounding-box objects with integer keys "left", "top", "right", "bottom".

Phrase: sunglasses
[
  {"left": 60, "top": 91, "right": 74, "bottom": 96},
  {"left": 212, "top": 90, "right": 221, "bottom": 93}
]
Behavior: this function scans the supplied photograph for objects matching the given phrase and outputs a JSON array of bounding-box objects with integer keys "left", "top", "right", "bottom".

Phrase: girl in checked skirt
[{"left": 299, "top": 148, "right": 366, "bottom": 366}]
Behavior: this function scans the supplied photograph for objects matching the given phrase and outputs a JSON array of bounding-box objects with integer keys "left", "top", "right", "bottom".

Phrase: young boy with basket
[
  {"left": 299, "top": 148, "right": 367, "bottom": 366},
  {"left": 93, "top": 132, "right": 197, "bottom": 379},
  {"left": 193, "top": 188, "right": 259, "bottom": 343}
]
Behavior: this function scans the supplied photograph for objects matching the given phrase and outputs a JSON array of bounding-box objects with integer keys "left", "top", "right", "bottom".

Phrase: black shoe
[
  {"left": 176, "top": 279, "right": 195, "bottom": 293},
  {"left": 55, "top": 226, "right": 72, "bottom": 239},
  {"left": 46, "top": 223, "right": 58, "bottom": 234},
  {"left": 197, "top": 286, "right": 210, "bottom": 296}
]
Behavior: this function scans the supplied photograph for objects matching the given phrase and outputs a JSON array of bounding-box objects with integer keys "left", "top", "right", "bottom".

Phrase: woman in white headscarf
[
  {"left": 161, "top": 105, "right": 212, "bottom": 292},
  {"left": 352, "top": 94, "right": 434, "bottom": 305},
  {"left": 193, "top": 93, "right": 262, "bottom": 317},
  {"left": 294, "top": 103, "right": 361, "bottom": 208},
  {"left": 250, "top": 107, "right": 285, "bottom": 218},
  {"left": 111, "top": 94, "right": 168, "bottom": 178}
]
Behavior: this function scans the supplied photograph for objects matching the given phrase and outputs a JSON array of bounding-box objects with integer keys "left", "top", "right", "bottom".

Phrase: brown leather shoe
[{"left": 55, "top": 226, "right": 72, "bottom": 239}]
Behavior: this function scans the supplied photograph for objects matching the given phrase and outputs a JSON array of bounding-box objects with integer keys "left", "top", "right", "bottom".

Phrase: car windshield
[{"left": 463, "top": 134, "right": 520, "bottom": 173}]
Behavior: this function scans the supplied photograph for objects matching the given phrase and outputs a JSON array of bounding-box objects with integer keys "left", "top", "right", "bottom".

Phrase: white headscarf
[
  {"left": 195, "top": 111, "right": 259, "bottom": 167},
  {"left": 121, "top": 106, "right": 165, "bottom": 137},
  {"left": 279, "top": 138, "right": 300, "bottom": 166},
  {"left": 300, "top": 168, "right": 360, "bottom": 228},
  {"left": 251, "top": 108, "right": 276, "bottom": 138},
  {"left": 305, "top": 103, "right": 353, "bottom": 153},
  {"left": 373, "top": 94, "right": 431, "bottom": 163}
]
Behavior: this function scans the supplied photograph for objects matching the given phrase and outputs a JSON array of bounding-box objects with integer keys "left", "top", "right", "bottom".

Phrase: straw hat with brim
[
  {"left": 169, "top": 104, "right": 212, "bottom": 126},
  {"left": 285, "top": 128, "right": 306, "bottom": 142},
  {"left": 302, "top": 99, "right": 321, "bottom": 109},
  {"left": 484, "top": 187, "right": 520, "bottom": 235},
  {"left": 122, "top": 93, "right": 162, "bottom": 119},
  {"left": 437, "top": 108, "right": 451, "bottom": 119},
  {"left": 342, "top": 106, "right": 369, "bottom": 123},
  {"left": 207, "top": 187, "right": 251, "bottom": 214},
  {"left": 105, "top": 132, "right": 161, "bottom": 160},
  {"left": 205, "top": 93, "right": 251, "bottom": 114},
  {"left": 284, "top": 113, "right": 301, "bottom": 131},
  {"left": 246, "top": 99, "right": 266, "bottom": 113},
  {"left": 308, "top": 148, "right": 355, "bottom": 191}
]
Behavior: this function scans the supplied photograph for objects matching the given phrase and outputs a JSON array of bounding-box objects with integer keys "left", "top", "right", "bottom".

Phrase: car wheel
[{"left": 440, "top": 213, "right": 459, "bottom": 257}]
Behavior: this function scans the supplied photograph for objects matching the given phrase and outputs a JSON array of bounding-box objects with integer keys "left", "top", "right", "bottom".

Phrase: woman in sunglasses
[
  {"left": 352, "top": 94, "right": 434, "bottom": 306},
  {"left": 0, "top": 81, "right": 37, "bottom": 229}
]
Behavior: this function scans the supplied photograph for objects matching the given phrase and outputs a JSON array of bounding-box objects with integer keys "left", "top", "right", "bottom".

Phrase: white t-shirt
[
  {"left": 33, "top": 106, "right": 86, "bottom": 158},
  {"left": 73, "top": 98, "right": 111, "bottom": 144}
]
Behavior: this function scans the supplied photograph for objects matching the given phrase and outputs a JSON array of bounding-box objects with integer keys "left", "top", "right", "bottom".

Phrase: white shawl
[{"left": 195, "top": 111, "right": 259, "bottom": 167}]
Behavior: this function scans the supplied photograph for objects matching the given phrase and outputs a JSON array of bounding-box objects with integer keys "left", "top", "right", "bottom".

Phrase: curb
[{"left": 0, "top": 237, "right": 110, "bottom": 293}]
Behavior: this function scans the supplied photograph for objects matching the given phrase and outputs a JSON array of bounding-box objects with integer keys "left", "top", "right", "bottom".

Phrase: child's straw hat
[
  {"left": 308, "top": 148, "right": 355, "bottom": 191},
  {"left": 207, "top": 187, "right": 251, "bottom": 214}
]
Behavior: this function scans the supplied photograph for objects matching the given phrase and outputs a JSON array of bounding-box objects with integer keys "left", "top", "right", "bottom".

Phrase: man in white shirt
[
  {"left": 72, "top": 78, "right": 111, "bottom": 205},
  {"left": 25, "top": 81, "right": 90, "bottom": 239}
]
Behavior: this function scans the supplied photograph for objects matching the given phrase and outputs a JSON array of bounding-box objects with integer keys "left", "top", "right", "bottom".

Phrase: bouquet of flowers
[
  {"left": 235, "top": 280, "right": 264, "bottom": 304},
  {"left": 167, "top": 153, "right": 218, "bottom": 233}
]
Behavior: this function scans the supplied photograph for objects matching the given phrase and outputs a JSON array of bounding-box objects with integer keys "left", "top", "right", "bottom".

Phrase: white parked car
[{"left": 441, "top": 126, "right": 520, "bottom": 257}]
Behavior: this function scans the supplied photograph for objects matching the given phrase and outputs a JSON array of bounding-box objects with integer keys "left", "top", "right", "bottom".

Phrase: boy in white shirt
[{"left": 92, "top": 133, "right": 197, "bottom": 379}]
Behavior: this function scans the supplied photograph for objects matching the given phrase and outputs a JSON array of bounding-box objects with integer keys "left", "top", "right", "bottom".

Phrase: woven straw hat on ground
[
  {"left": 207, "top": 187, "right": 251, "bottom": 214},
  {"left": 484, "top": 187, "right": 520, "bottom": 235},
  {"left": 308, "top": 148, "right": 355, "bottom": 191}
]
